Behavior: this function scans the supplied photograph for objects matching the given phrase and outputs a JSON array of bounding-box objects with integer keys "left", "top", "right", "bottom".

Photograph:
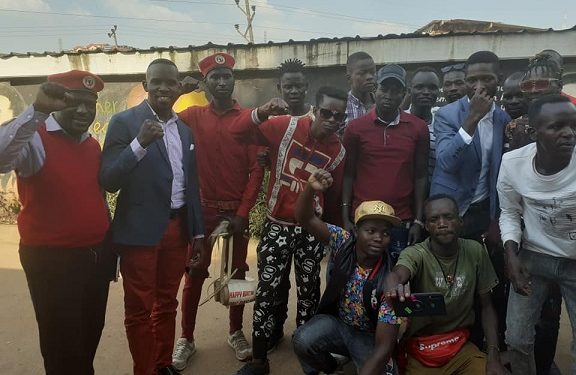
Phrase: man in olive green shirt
[{"left": 385, "top": 194, "right": 505, "bottom": 375}]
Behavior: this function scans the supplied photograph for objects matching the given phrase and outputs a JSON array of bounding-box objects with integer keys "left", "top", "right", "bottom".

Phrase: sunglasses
[
  {"left": 441, "top": 63, "right": 466, "bottom": 74},
  {"left": 519, "top": 78, "right": 560, "bottom": 93},
  {"left": 318, "top": 108, "right": 347, "bottom": 122}
]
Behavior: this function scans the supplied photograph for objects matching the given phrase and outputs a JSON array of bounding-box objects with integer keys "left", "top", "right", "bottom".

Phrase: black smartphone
[{"left": 392, "top": 292, "right": 447, "bottom": 317}]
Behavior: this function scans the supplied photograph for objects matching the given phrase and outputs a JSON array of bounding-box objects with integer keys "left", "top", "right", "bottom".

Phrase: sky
[{"left": 0, "top": 0, "right": 574, "bottom": 53}]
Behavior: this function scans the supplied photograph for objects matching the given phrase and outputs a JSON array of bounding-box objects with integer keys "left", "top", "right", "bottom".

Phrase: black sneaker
[
  {"left": 157, "top": 365, "right": 182, "bottom": 375},
  {"left": 234, "top": 360, "right": 270, "bottom": 375},
  {"left": 267, "top": 329, "right": 284, "bottom": 353}
]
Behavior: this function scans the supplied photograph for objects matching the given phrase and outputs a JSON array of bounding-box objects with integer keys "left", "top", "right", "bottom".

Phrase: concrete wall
[{"left": 2, "top": 28, "right": 576, "bottom": 193}]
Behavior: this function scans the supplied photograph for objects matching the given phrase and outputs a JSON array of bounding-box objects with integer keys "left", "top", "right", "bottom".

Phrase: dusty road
[{"left": 0, "top": 224, "right": 572, "bottom": 374}]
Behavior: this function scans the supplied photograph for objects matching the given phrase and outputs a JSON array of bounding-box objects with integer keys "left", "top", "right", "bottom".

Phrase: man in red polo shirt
[
  {"left": 171, "top": 53, "right": 264, "bottom": 369},
  {"left": 229, "top": 86, "right": 347, "bottom": 375},
  {"left": 343, "top": 64, "right": 429, "bottom": 263},
  {"left": 0, "top": 71, "right": 113, "bottom": 375}
]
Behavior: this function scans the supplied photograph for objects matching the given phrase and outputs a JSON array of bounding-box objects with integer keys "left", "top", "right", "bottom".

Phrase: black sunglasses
[
  {"left": 318, "top": 108, "right": 347, "bottom": 122},
  {"left": 441, "top": 63, "right": 466, "bottom": 74}
]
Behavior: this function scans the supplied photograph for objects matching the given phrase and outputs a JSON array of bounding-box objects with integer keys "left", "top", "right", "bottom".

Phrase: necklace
[{"left": 431, "top": 247, "right": 460, "bottom": 289}]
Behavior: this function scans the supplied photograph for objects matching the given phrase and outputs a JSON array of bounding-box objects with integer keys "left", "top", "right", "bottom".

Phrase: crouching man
[
  {"left": 293, "top": 169, "right": 400, "bottom": 375},
  {"left": 385, "top": 194, "right": 506, "bottom": 375}
]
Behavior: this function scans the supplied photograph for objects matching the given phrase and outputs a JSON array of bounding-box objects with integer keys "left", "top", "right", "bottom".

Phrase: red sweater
[
  {"left": 230, "top": 111, "right": 345, "bottom": 224},
  {"left": 17, "top": 125, "right": 109, "bottom": 247}
]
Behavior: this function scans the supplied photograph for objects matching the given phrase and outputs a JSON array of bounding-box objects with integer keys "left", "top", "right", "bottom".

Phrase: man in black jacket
[{"left": 293, "top": 169, "right": 400, "bottom": 375}]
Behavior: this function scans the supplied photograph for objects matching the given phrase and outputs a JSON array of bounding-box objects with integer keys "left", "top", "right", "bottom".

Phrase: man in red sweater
[
  {"left": 0, "top": 71, "right": 113, "bottom": 375},
  {"left": 229, "top": 86, "right": 347, "bottom": 375},
  {"left": 171, "top": 53, "right": 264, "bottom": 369}
]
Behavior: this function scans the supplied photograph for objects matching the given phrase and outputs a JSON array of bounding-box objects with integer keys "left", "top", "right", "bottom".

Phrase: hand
[
  {"left": 256, "top": 149, "right": 270, "bottom": 168},
  {"left": 33, "top": 82, "right": 74, "bottom": 114},
  {"left": 469, "top": 86, "right": 494, "bottom": 120},
  {"left": 180, "top": 76, "right": 201, "bottom": 94},
  {"left": 308, "top": 169, "right": 333, "bottom": 192},
  {"left": 188, "top": 239, "right": 209, "bottom": 277},
  {"left": 486, "top": 356, "right": 508, "bottom": 375},
  {"left": 137, "top": 119, "right": 164, "bottom": 148},
  {"left": 256, "top": 98, "right": 289, "bottom": 120},
  {"left": 507, "top": 253, "right": 531, "bottom": 296},
  {"left": 228, "top": 215, "right": 248, "bottom": 237},
  {"left": 385, "top": 280, "right": 411, "bottom": 303},
  {"left": 407, "top": 223, "right": 421, "bottom": 245}
]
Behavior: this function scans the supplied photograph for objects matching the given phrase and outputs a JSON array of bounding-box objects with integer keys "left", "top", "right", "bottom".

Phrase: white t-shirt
[{"left": 498, "top": 143, "right": 576, "bottom": 259}]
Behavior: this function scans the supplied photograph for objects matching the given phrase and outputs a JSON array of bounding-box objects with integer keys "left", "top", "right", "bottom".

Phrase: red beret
[
  {"left": 47, "top": 70, "right": 104, "bottom": 94},
  {"left": 198, "top": 53, "right": 235, "bottom": 77}
]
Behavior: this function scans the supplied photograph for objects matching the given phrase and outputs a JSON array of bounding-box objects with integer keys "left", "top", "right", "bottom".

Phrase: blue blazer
[
  {"left": 430, "top": 96, "right": 511, "bottom": 219},
  {"left": 100, "top": 101, "right": 204, "bottom": 246}
]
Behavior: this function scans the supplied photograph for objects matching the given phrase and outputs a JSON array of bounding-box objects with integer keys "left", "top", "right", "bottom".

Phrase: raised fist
[
  {"left": 256, "top": 98, "right": 289, "bottom": 120},
  {"left": 308, "top": 169, "right": 333, "bottom": 192},
  {"left": 33, "top": 82, "right": 74, "bottom": 114},
  {"left": 180, "top": 76, "right": 201, "bottom": 94},
  {"left": 137, "top": 119, "right": 164, "bottom": 148}
]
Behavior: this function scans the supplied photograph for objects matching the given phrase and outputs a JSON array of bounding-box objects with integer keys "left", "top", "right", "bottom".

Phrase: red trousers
[
  {"left": 180, "top": 206, "right": 249, "bottom": 340},
  {"left": 119, "top": 216, "right": 188, "bottom": 375}
]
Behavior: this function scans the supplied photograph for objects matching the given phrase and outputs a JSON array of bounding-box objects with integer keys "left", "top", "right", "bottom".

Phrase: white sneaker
[
  {"left": 227, "top": 330, "right": 253, "bottom": 361},
  {"left": 172, "top": 337, "right": 196, "bottom": 371}
]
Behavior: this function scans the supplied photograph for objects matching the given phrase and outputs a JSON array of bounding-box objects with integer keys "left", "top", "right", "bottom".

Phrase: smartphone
[{"left": 392, "top": 292, "right": 447, "bottom": 317}]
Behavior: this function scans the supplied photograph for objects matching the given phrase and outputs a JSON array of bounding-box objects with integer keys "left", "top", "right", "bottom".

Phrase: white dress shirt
[
  {"left": 130, "top": 102, "right": 186, "bottom": 209},
  {"left": 457, "top": 102, "right": 496, "bottom": 204}
]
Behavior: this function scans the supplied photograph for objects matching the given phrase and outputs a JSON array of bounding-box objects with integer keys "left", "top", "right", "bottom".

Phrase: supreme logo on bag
[{"left": 407, "top": 329, "right": 470, "bottom": 368}]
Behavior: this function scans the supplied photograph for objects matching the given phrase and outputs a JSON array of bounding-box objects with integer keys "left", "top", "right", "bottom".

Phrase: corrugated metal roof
[{"left": 1, "top": 24, "right": 573, "bottom": 59}]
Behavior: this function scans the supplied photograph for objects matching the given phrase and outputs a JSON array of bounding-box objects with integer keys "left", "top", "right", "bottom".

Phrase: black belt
[{"left": 170, "top": 205, "right": 187, "bottom": 219}]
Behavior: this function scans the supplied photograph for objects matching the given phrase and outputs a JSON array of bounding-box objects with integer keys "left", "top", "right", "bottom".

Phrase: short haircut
[
  {"left": 410, "top": 66, "right": 440, "bottom": 86},
  {"left": 147, "top": 58, "right": 178, "bottom": 70},
  {"left": 346, "top": 51, "right": 373, "bottom": 68},
  {"left": 528, "top": 94, "right": 572, "bottom": 128},
  {"left": 466, "top": 51, "right": 500, "bottom": 73},
  {"left": 423, "top": 194, "right": 459, "bottom": 220},
  {"left": 315, "top": 86, "right": 348, "bottom": 107},
  {"left": 278, "top": 58, "right": 306, "bottom": 76}
]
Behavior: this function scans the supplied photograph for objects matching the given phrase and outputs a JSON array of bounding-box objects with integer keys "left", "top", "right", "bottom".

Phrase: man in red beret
[
  {"left": 0, "top": 70, "right": 113, "bottom": 375},
  {"left": 171, "top": 52, "right": 264, "bottom": 369}
]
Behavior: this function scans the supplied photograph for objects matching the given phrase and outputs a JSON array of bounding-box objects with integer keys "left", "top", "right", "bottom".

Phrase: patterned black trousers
[{"left": 252, "top": 220, "right": 324, "bottom": 359}]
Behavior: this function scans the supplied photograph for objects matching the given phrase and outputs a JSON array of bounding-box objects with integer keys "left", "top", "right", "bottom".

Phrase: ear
[
  {"left": 277, "top": 82, "right": 281, "bottom": 92},
  {"left": 142, "top": 80, "right": 148, "bottom": 92}
]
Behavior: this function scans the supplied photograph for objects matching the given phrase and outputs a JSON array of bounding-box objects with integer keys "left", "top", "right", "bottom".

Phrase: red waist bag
[{"left": 405, "top": 328, "right": 470, "bottom": 368}]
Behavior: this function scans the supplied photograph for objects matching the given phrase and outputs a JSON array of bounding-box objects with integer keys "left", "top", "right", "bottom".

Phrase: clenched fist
[
  {"left": 33, "top": 82, "right": 74, "bottom": 114},
  {"left": 256, "top": 98, "right": 289, "bottom": 121},
  {"left": 137, "top": 119, "right": 164, "bottom": 148},
  {"left": 180, "top": 76, "right": 201, "bottom": 94},
  {"left": 307, "top": 169, "right": 333, "bottom": 192}
]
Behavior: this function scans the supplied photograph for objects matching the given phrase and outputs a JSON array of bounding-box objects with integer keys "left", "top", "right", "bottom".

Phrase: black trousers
[{"left": 19, "top": 244, "right": 113, "bottom": 375}]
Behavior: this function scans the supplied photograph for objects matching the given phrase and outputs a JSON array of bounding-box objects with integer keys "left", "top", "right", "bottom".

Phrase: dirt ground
[{"left": 0, "top": 224, "right": 572, "bottom": 374}]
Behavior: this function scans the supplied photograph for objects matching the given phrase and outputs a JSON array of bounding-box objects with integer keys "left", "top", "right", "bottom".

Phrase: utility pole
[
  {"left": 234, "top": 0, "right": 256, "bottom": 43},
  {"left": 108, "top": 25, "right": 118, "bottom": 47}
]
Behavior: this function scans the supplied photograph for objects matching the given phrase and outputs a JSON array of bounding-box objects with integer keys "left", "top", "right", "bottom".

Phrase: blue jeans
[
  {"left": 506, "top": 250, "right": 576, "bottom": 375},
  {"left": 292, "top": 314, "right": 396, "bottom": 375}
]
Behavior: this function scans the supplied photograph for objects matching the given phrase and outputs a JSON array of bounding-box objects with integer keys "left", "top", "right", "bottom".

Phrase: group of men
[{"left": 1, "top": 45, "right": 575, "bottom": 375}]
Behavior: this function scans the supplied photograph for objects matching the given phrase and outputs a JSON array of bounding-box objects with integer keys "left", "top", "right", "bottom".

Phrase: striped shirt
[{"left": 407, "top": 106, "right": 439, "bottom": 181}]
